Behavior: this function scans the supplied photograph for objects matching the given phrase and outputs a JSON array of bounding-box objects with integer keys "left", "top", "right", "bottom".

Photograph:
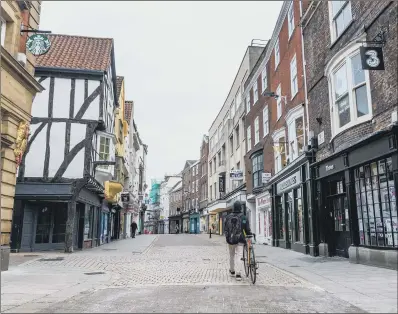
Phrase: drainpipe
[{"left": 300, "top": 1, "right": 310, "bottom": 144}]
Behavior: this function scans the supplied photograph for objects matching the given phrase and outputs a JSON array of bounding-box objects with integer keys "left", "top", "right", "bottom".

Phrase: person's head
[{"left": 233, "top": 200, "right": 242, "bottom": 213}]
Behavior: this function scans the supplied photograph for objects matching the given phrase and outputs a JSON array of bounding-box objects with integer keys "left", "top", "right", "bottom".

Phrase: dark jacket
[
  {"left": 131, "top": 222, "right": 138, "bottom": 230},
  {"left": 225, "top": 201, "right": 251, "bottom": 244}
]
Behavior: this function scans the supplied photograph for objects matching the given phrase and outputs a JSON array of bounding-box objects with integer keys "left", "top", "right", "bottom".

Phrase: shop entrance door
[{"left": 327, "top": 195, "right": 350, "bottom": 258}]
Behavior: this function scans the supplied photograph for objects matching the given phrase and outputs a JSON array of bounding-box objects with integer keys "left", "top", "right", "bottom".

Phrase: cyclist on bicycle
[{"left": 224, "top": 200, "right": 252, "bottom": 281}]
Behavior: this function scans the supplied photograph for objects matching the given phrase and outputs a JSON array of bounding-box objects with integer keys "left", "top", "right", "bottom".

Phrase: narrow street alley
[{"left": 2, "top": 235, "right": 396, "bottom": 313}]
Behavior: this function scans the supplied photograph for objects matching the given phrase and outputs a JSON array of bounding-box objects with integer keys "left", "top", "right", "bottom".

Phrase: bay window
[
  {"left": 98, "top": 136, "right": 110, "bottom": 170},
  {"left": 254, "top": 117, "right": 260, "bottom": 145},
  {"left": 290, "top": 54, "right": 298, "bottom": 98},
  {"left": 254, "top": 81, "right": 258, "bottom": 104},
  {"left": 327, "top": 44, "right": 372, "bottom": 137},
  {"left": 263, "top": 105, "right": 269, "bottom": 137},
  {"left": 251, "top": 152, "right": 264, "bottom": 189},
  {"left": 286, "top": 106, "right": 305, "bottom": 161},
  {"left": 329, "top": 1, "right": 352, "bottom": 42},
  {"left": 1, "top": 18, "right": 6, "bottom": 47},
  {"left": 273, "top": 128, "right": 286, "bottom": 173},
  {"left": 247, "top": 125, "right": 252, "bottom": 152}
]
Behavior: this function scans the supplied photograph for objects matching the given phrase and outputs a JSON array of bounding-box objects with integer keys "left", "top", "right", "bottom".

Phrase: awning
[{"left": 208, "top": 201, "right": 227, "bottom": 214}]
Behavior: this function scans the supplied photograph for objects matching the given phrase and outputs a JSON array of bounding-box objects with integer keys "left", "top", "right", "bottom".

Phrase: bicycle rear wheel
[
  {"left": 249, "top": 246, "right": 256, "bottom": 284},
  {"left": 242, "top": 244, "right": 249, "bottom": 277}
]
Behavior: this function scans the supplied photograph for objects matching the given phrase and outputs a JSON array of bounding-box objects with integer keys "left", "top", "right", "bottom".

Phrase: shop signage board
[
  {"left": 262, "top": 172, "right": 272, "bottom": 184},
  {"left": 360, "top": 46, "right": 385, "bottom": 70},
  {"left": 230, "top": 170, "right": 243, "bottom": 180},
  {"left": 256, "top": 191, "right": 271, "bottom": 210},
  {"left": 26, "top": 34, "right": 51, "bottom": 56},
  {"left": 318, "top": 131, "right": 325, "bottom": 145},
  {"left": 121, "top": 193, "right": 130, "bottom": 202},
  {"left": 276, "top": 170, "right": 301, "bottom": 194}
]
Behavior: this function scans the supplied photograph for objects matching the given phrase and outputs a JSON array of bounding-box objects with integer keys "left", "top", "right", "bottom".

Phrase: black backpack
[{"left": 225, "top": 213, "right": 245, "bottom": 245}]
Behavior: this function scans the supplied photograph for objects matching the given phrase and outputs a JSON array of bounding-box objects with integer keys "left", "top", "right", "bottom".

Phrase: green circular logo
[{"left": 26, "top": 34, "right": 51, "bottom": 56}]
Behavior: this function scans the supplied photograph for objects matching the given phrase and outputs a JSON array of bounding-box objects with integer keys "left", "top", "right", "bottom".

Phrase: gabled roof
[
  {"left": 183, "top": 160, "right": 197, "bottom": 171},
  {"left": 116, "top": 76, "right": 124, "bottom": 100},
  {"left": 169, "top": 181, "right": 182, "bottom": 193},
  {"left": 125, "top": 101, "right": 133, "bottom": 123},
  {"left": 36, "top": 34, "right": 113, "bottom": 71}
]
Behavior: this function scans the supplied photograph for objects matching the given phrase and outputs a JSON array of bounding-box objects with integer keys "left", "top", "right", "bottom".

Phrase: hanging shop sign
[
  {"left": 360, "top": 46, "right": 384, "bottom": 71},
  {"left": 262, "top": 172, "right": 272, "bottom": 184},
  {"left": 230, "top": 170, "right": 243, "bottom": 180},
  {"left": 219, "top": 175, "right": 225, "bottom": 192},
  {"left": 26, "top": 34, "right": 51, "bottom": 56},
  {"left": 121, "top": 193, "right": 130, "bottom": 203}
]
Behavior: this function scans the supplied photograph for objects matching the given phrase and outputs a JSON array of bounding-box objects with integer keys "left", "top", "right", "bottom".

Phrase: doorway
[{"left": 326, "top": 179, "right": 351, "bottom": 258}]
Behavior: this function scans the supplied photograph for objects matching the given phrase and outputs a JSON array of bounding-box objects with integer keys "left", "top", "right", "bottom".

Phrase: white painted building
[
  {"left": 159, "top": 174, "right": 182, "bottom": 234},
  {"left": 206, "top": 45, "right": 264, "bottom": 234}
]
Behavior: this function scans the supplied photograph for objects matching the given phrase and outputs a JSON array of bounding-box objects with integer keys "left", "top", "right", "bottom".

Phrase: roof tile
[
  {"left": 36, "top": 34, "right": 113, "bottom": 71},
  {"left": 116, "top": 76, "right": 124, "bottom": 100},
  {"left": 125, "top": 100, "right": 134, "bottom": 122}
]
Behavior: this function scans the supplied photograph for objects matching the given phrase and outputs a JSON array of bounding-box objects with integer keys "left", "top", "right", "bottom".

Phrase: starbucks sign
[{"left": 26, "top": 34, "right": 51, "bottom": 56}]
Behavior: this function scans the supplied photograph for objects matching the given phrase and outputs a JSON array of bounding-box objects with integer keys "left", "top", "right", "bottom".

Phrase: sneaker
[
  {"left": 229, "top": 270, "right": 236, "bottom": 276},
  {"left": 235, "top": 274, "right": 242, "bottom": 281}
]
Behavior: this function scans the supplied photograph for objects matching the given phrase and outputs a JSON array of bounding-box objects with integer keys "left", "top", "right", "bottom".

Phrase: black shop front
[{"left": 311, "top": 125, "right": 398, "bottom": 269}]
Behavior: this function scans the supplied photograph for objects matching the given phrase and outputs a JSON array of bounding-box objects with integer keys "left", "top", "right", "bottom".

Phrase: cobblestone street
[{"left": 1, "top": 234, "right": 394, "bottom": 313}]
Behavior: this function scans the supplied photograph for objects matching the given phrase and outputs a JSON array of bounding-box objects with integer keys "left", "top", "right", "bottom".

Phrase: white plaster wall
[
  {"left": 64, "top": 149, "right": 84, "bottom": 178},
  {"left": 74, "top": 79, "right": 85, "bottom": 117},
  {"left": 31, "top": 77, "right": 50, "bottom": 118},
  {"left": 48, "top": 122, "right": 66, "bottom": 177},
  {"left": 24, "top": 124, "right": 47, "bottom": 177},
  {"left": 82, "top": 80, "right": 100, "bottom": 120},
  {"left": 52, "top": 78, "right": 71, "bottom": 118},
  {"left": 70, "top": 124, "right": 86, "bottom": 149}
]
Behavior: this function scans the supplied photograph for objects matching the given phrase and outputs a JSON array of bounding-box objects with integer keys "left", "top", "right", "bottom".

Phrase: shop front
[
  {"left": 100, "top": 201, "right": 110, "bottom": 244},
  {"left": 312, "top": 126, "right": 398, "bottom": 269},
  {"left": 169, "top": 213, "right": 182, "bottom": 234},
  {"left": 256, "top": 191, "right": 272, "bottom": 245},
  {"left": 270, "top": 153, "right": 312, "bottom": 254},
  {"left": 189, "top": 211, "right": 200, "bottom": 234},
  {"left": 200, "top": 209, "right": 209, "bottom": 233},
  {"left": 207, "top": 200, "right": 227, "bottom": 235},
  {"left": 182, "top": 212, "right": 190, "bottom": 233}
]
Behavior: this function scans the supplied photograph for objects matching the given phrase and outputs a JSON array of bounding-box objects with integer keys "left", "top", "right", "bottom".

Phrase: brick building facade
[
  {"left": 199, "top": 135, "right": 209, "bottom": 232},
  {"left": 302, "top": 0, "right": 397, "bottom": 268},
  {"left": 181, "top": 160, "right": 199, "bottom": 233}
]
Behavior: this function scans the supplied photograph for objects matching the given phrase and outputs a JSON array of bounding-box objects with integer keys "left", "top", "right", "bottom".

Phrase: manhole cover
[
  {"left": 202, "top": 258, "right": 210, "bottom": 261},
  {"left": 24, "top": 254, "right": 40, "bottom": 257},
  {"left": 289, "top": 265, "right": 300, "bottom": 267},
  {"left": 84, "top": 272, "right": 105, "bottom": 275},
  {"left": 38, "top": 257, "right": 64, "bottom": 262},
  {"left": 256, "top": 256, "right": 267, "bottom": 258},
  {"left": 102, "top": 249, "right": 117, "bottom": 251}
]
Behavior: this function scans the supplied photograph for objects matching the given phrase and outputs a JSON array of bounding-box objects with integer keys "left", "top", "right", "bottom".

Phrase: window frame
[
  {"left": 1, "top": 17, "right": 6, "bottom": 47},
  {"left": 263, "top": 105, "right": 269, "bottom": 137},
  {"left": 247, "top": 125, "right": 252, "bottom": 152},
  {"left": 288, "top": 2, "right": 295, "bottom": 39},
  {"left": 272, "top": 127, "right": 286, "bottom": 173},
  {"left": 276, "top": 84, "right": 282, "bottom": 120},
  {"left": 261, "top": 67, "right": 267, "bottom": 93},
  {"left": 246, "top": 94, "right": 251, "bottom": 114},
  {"left": 274, "top": 37, "right": 280, "bottom": 69},
  {"left": 254, "top": 116, "right": 260, "bottom": 145},
  {"left": 251, "top": 152, "right": 264, "bottom": 189},
  {"left": 325, "top": 40, "right": 373, "bottom": 139},
  {"left": 328, "top": 1, "right": 353, "bottom": 43},
  {"left": 285, "top": 105, "right": 305, "bottom": 162},
  {"left": 253, "top": 81, "right": 259, "bottom": 104},
  {"left": 290, "top": 54, "right": 298, "bottom": 99}
]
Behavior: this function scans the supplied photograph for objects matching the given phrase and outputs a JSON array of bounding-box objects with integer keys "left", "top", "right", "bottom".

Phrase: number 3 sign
[{"left": 360, "top": 46, "right": 385, "bottom": 70}]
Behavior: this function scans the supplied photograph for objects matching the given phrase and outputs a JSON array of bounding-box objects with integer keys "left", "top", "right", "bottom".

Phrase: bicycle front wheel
[
  {"left": 242, "top": 244, "right": 249, "bottom": 277},
  {"left": 249, "top": 246, "right": 256, "bottom": 284}
]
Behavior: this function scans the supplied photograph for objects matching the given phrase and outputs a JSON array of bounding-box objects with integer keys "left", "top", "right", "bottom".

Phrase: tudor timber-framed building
[
  {"left": 1, "top": 1, "right": 43, "bottom": 271},
  {"left": 11, "top": 34, "right": 121, "bottom": 253}
]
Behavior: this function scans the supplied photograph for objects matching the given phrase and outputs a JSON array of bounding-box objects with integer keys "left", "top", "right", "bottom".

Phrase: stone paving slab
[
  {"left": 199, "top": 234, "right": 397, "bottom": 313},
  {"left": 35, "top": 285, "right": 364, "bottom": 313}
]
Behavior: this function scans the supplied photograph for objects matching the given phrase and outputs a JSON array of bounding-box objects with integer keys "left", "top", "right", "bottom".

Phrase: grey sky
[{"left": 39, "top": 1, "right": 283, "bottom": 182}]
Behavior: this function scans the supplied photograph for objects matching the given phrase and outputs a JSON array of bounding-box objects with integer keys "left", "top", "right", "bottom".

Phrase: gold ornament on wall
[{"left": 14, "top": 121, "right": 30, "bottom": 166}]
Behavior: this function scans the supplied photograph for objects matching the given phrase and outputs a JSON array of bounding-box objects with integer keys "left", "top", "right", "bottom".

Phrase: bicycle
[{"left": 242, "top": 231, "right": 258, "bottom": 284}]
